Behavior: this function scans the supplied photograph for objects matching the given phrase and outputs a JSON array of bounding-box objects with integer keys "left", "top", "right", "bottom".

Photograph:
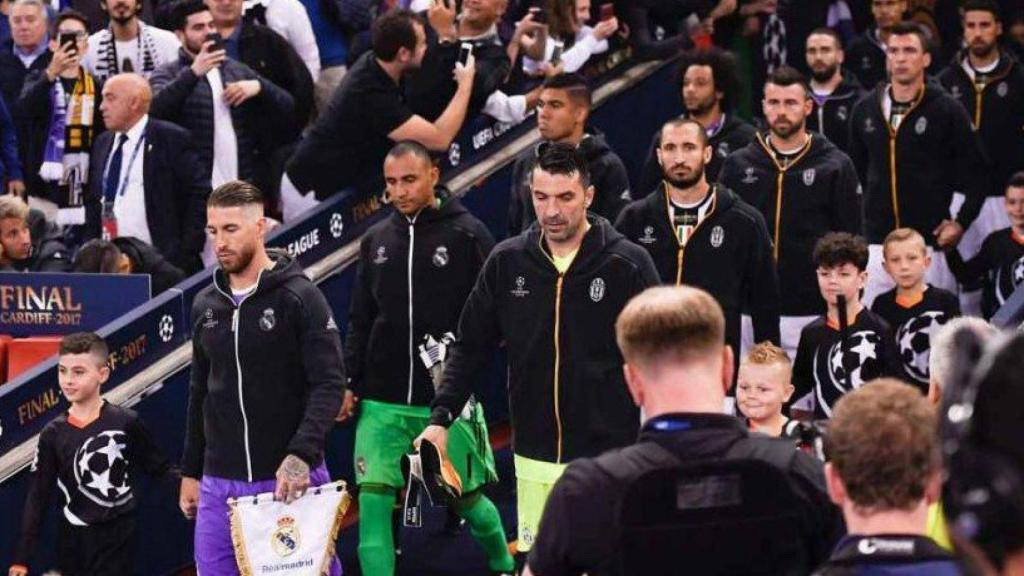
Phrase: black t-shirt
[
  {"left": 527, "top": 413, "right": 842, "bottom": 576},
  {"left": 813, "top": 535, "right": 963, "bottom": 575},
  {"left": 13, "top": 402, "right": 173, "bottom": 566},
  {"left": 285, "top": 52, "right": 414, "bottom": 197},
  {"left": 792, "top": 309, "right": 903, "bottom": 419},
  {"left": 947, "top": 228, "right": 1024, "bottom": 319},
  {"left": 871, "top": 285, "right": 961, "bottom": 387}
]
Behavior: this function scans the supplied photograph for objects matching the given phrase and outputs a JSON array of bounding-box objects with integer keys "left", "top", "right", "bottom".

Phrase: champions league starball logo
[
  {"left": 271, "top": 515, "right": 301, "bottom": 557},
  {"left": 897, "top": 311, "right": 950, "bottom": 383},
  {"left": 74, "top": 430, "right": 132, "bottom": 508},
  {"left": 815, "top": 331, "right": 884, "bottom": 405}
]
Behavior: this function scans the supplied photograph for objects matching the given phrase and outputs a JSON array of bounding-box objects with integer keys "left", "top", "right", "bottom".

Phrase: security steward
[
  {"left": 523, "top": 286, "right": 842, "bottom": 576},
  {"left": 616, "top": 118, "right": 780, "bottom": 372}
]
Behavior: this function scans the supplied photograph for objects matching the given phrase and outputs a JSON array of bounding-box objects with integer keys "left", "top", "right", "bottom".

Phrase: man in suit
[{"left": 86, "top": 73, "right": 209, "bottom": 273}]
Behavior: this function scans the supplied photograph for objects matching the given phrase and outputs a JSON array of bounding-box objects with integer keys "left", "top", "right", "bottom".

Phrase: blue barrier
[{"left": 0, "top": 272, "right": 150, "bottom": 337}]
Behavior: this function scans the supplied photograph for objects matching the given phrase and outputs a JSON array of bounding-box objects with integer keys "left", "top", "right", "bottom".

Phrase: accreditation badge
[{"left": 229, "top": 480, "right": 351, "bottom": 576}]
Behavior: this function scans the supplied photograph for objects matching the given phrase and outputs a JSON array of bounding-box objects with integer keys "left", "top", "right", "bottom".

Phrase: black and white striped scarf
[{"left": 92, "top": 22, "right": 162, "bottom": 81}]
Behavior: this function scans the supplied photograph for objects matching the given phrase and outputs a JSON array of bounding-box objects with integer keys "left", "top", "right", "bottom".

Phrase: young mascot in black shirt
[
  {"left": 815, "top": 379, "right": 961, "bottom": 575},
  {"left": 872, "top": 228, "right": 960, "bottom": 389},
  {"left": 10, "top": 332, "right": 173, "bottom": 576},
  {"left": 793, "top": 233, "right": 901, "bottom": 420},
  {"left": 524, "top": 286, "right": 842, "bottom": 576},
  {"left": 946, "top": 173, "right": 1024, "bottom": 319},
  {"left": 617, "top": 117, "right": 780, "bottom": 370}
]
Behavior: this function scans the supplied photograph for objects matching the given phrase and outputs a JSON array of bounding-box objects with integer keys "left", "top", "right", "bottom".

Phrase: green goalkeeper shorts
[{"left": 353, "top": 399, "right": 498, "bottom": 492}]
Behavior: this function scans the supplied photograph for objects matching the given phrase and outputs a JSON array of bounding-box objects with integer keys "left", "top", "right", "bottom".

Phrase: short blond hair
[
  {"left": 744, "top": 341, "right": 791, "bottom": 368},
  {"left": 882, "top": 227, "right": 927, "bottom": 258},
  {"left": 0, "top": 195, "right": 29, "bottom": 222},
  {"left": 616, "top": 286, "right": 724, "bottom": 368}
]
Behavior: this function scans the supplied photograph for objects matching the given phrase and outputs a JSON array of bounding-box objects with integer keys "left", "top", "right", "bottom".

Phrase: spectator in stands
[
  {"left": 296, "top": 0, "right": 348, "bottom": 113},
  {"left": 523, "top": 285, "right": 841, "bottom": 576},
  {"left": 508, "top": 73, "right": 629, "bottom": 233},
  {"left": 205, "top": 0, "right": 314, "bottom": 135},
  {"left": 849, "top": 22, "right": 988, "bottom": 305},
  {"left": 403, "top": 0, "right": 511, "bottom": 122},
  {"left": 792, "top": 233, "right": 901, "bottom": 420},
  {"left": 846, "top": 0, "right": 905, "bottom": 90},
  {"left": 816, "top": 379, "right": 960, "bottom": 574},
  {"left": 638, "top": 47, "right": 756, "bottom": 194},
  {"left": 871, "top": 228, "right": 960, "bottom": 390},
  {"left": 736, "top": 341, "right": 797, "bottom": 437},
  {"left": 804, "top": 27, "right": 863, "bottom": 155},
  {"left": 82, "top": 0, "right": 182, "bottom": 82},
  {"left": 0, "top": 86, "right": 21, "bottom": 197},
  {"left": 0, "top": 0, "right": 51, "bottom": 111},
  {"left": 946, "top": 173, "right": 1024, "bottom": 320},
  {"left": 86, "top": 73, "right": 208, "bottom": 273},
  {"left": 0, "top": 194, "right": 69, "bottom": 271},
  {"left": 73, "top": 237, "right": 186, "bottom": 294},
  {"left": 150, "top": 0, "right": 294, "bottom": 198},
  {"left": 939, "top": 0, "right": 1024, "bottom": 267},
  {"left": 619, "top": 0, "right": 723, "bottom": 62},
  {"left": 616, "top": 118, "right": 779, "bottom": 370},
  {"left": 521, "top": 0, "right": 619, "bottom": 76},
  {"left": 719, "top": 66, "right": 861, "bottom": 359},
  {"left": 939, "top": 329, "right": 1024, "bottom": 575},
  {"left": 18, "top": 10, "right": 101, "bottom": 224},
  {"left": 281, "top": 9, "right": 476, "bottom": 221},
  {"left": 242, "top": 0, "right": 320, "bottom": 81}
]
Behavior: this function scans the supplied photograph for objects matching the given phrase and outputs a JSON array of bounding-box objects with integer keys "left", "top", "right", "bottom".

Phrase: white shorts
[{"left": 741, "top": 314, "right": 817, "bottom": 362}]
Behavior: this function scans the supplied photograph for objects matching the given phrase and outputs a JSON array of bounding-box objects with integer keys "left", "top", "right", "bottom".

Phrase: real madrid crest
[
  {"left": 716, "top": 142, "right": 730, "bottom": 158},
  {"left": 259, "top": 308, "right": 276, "bottom": 332},
  {"left": 802, "top": 168, "right": 816, "bottom": 187},
  {"left": 271, "top": 515, "right": 301, "bottom": 557},
  {"left": 914, "top": 116, "right": 927, "bottom": 135},
  {"left": 589, "top": 277, "right": 606, "bottom": 302},
  {"left": 710, "top": 225, "right": 724, "bottom": 248},
  {"left": 432, "top": 245, "right": 449, "bottom": 268},
  {"left": 836, "top": 105, "right": 848, "bottom": 122}
]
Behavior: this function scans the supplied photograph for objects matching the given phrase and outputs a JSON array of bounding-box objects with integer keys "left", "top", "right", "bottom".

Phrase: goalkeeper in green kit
[{"left": 340, "top": 142, "right": 514, "bottom": 575}]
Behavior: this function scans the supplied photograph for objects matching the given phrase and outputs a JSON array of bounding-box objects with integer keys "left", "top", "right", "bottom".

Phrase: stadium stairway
[{"left": 0, "top": 55, "right": 681, "bottom": 574}]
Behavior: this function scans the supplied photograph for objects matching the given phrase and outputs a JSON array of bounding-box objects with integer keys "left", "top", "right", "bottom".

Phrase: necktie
[{"left": 104, "top": 133, "right": 129, "bottom": 203}]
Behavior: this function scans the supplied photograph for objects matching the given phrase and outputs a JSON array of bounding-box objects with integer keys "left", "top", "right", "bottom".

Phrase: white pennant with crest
[{"left": 229, "top": 480, "right": 351, "bottom": 576}]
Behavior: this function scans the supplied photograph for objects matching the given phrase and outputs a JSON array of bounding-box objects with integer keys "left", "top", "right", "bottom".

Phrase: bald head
[{"left": 100, "top": 73, "right": 152, "bottom": 132}]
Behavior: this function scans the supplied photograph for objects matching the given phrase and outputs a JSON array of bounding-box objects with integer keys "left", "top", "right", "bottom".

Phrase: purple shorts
[{"left": 195, "top": 463, "right": 343, "bottom": 576}]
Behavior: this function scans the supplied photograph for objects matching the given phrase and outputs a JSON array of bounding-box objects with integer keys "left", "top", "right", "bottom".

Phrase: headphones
[{"left": 940, "top": 330, "right": 1024, "bottom": 568}]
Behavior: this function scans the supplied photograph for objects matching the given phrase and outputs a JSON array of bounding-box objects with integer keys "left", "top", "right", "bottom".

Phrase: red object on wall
[{"left": 7, "top": 336, "right": 61, "bottom": 381}]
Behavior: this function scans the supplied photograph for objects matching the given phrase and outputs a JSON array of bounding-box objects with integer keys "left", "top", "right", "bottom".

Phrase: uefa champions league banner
[
  {"left": 0, "top": 272, "right": 150, "bottom": 337},
  {"left": 230, "top": 481, "right": 351, "bottom": 576}
]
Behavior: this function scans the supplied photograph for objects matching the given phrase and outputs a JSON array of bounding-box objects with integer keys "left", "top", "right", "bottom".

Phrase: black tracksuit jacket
[
  {"left": 183, "top": 250, "right": 346, "bottom": 481},
  {"left": 637, "top": 113, "right": 758, "bottom": 197},
  {"left": 430, "top": 217, "right": 660, "bottom": 463},
  {"left": 614, "top": 184, "right": 780, "bottom": 357},
  {"left": 848, "top": 82, "right": 988, "bottom": 245},
  {"left": 938, "top": 50, "right": 1024, "bottom": 196},
  {"left": 807, "top": 75, "right": 864, "bottom": 155},
  {"left": 719, "top": 133, "right": 862, "bottom": 316},
  {"left": 345, "top": 193, "right": 495, "bottom": 406}
]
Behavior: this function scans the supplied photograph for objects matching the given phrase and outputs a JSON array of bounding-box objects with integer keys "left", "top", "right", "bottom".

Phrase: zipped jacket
[
  {"left": 614, "top": 184, "right": 780, "bottom": 357},
  {"left": 430, "top": 217, "right": 660, "bottom": 463},
  {"left": 345, "top": 193, "right": 495, "bottom": 405},
  {"left": 183, "top": 250, "right": 345, "bottom": 481},
  {"left": 807, "top": 74, "right": 864, "bottom": 154}
]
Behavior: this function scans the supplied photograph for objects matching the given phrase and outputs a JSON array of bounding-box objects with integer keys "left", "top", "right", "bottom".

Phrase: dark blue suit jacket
[{"left": 86, "top": 117, "right": 209, "bottom": 273}]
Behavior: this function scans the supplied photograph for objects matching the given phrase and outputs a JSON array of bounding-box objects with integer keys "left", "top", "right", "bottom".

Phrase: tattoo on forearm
[{"left": 282, "top": 455, "right": 310, "bottom": 481}]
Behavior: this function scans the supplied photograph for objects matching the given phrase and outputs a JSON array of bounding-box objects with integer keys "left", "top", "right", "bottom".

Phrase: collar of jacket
[
  {"left": 954, "top": 48, "right": 1016, "bottom": 81},
  {"left": 212, "top": 248, "right": 303, "bottom": 302},
  {"left": 524, "top": 214, "right": 620, "bottom": 274}
]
